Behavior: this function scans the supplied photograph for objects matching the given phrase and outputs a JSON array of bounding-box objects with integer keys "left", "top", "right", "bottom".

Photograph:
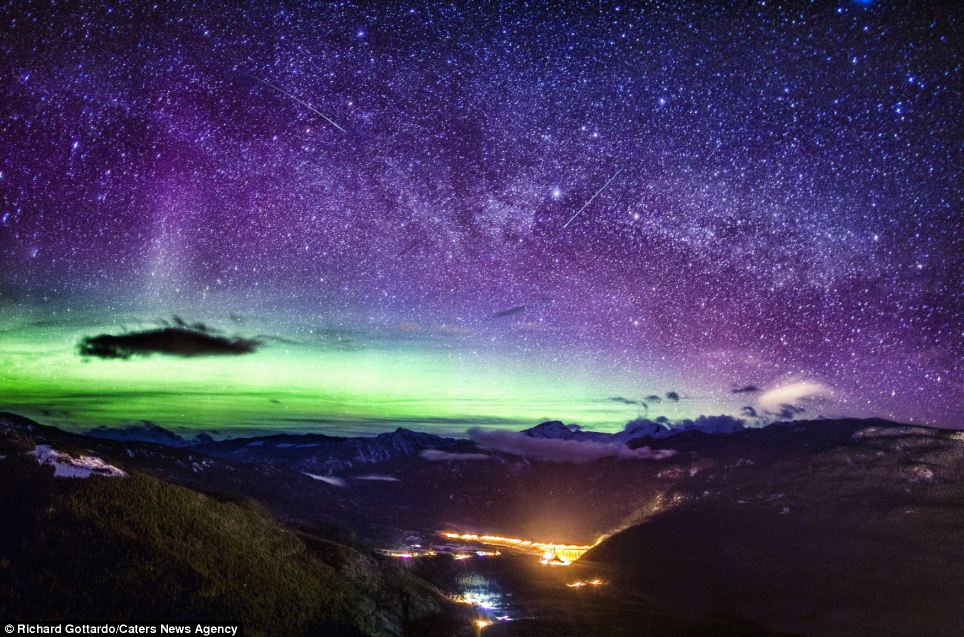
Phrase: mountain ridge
[{"left": 0, "top": 414, "right": 468, "bottom": 636}]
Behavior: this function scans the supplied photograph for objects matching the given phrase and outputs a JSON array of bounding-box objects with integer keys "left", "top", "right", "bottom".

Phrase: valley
[{"left": 3, "top": 412, "right": 963, "bottom": 635}]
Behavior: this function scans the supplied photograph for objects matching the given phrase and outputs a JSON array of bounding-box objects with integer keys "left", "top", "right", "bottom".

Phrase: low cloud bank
[
  {"left": 468, "top": 428, "right": 675, "bottom": 463},
  {"left": 420, "top": 449, "right": 491, "bottom": 461}
]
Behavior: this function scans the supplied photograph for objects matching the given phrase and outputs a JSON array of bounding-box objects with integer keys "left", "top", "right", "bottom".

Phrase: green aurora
[{"left": 0, "top": 310, "right": 708, "bottom": 437}]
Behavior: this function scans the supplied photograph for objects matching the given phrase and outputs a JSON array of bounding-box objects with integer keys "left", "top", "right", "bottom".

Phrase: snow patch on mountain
[
  {"left": 33, "top": 444, "right": 127, "bottom": 478},
  {"left": 852, "top": 426, "right": 942, "bottom": 440},
  {"left": 354, "top": 474, "right": 400, "bottom": 482},
  {"left": 304, "top": 472, "right": 346, "bottom": 487}
]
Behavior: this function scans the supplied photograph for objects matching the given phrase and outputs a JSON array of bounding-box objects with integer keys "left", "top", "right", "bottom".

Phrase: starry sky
[{"left": 1, "top": 1, "right": 961, "bottom": 435}]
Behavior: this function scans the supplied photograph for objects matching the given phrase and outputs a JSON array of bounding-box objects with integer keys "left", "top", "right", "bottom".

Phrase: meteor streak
[
  {"left": 561, "top": 168, "right": 624, "bottom": 229},
  {"left": 243, "top": 72, "right": 347, "bottom": 133}
]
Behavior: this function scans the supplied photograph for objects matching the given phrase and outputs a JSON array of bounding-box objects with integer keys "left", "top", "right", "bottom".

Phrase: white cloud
[{"left": 757, "top": 380, "right": 833, "bottom": 412}]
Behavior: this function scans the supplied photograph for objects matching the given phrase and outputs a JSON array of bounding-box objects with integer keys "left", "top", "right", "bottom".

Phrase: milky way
[{"left": 0, "top": 1, "right": 960, "bottom": 432}]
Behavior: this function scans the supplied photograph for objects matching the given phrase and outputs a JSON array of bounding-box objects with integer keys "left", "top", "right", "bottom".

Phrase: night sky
[{"left": 1, "top": 1, "right": 960, "bottom": 434}]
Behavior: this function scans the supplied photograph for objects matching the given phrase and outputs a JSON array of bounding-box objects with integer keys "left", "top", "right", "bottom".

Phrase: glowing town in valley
[{"left": 439, "top": 531, "right": 597, "bottom": 566}]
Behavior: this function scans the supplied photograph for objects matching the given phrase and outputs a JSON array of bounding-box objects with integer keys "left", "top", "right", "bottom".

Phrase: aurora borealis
[
  {"left": 1, "top": 307, "right": 703, "bottom": 435},
  {"left": 0, "top": 2, "right": 960, "bottom": 435}
]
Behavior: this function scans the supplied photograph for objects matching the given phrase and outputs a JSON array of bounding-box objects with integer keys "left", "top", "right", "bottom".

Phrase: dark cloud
[
  {"left": 741, "top": 405, "right": 758, "bottom": 418},
  {"left": 732, "top": 385, "right": 761, "bottom": 394},
  {"left": 170, "top": 315, "right": 216, "bottom": 333},
  {"left": 492, "top": 304, "right": 527, "bottom": 318},
  {"left": 614, "top": 414, "right": 749, "bottom": 439},
  {"left": 78, "top": 326, "right": 261, "bottom": 359},
  {"left": 667, "top": 414, "right": 746, "bottom": 435},
  {"left": 769, "top": 403, "right": 806, "bottom": 419},
  {"left": 665, "top": 391, "right": 680, "bottom": 402},
  {"left": 608, "top": 396, "right": 644, "bottom": 406},
  {"left": 255, "top": 334, "right": 299, "bottom": 345}
]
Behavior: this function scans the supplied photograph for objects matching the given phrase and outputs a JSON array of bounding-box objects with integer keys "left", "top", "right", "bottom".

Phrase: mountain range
[{"left": 3, "top": 411, "right": 962, "bottom": 635}]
